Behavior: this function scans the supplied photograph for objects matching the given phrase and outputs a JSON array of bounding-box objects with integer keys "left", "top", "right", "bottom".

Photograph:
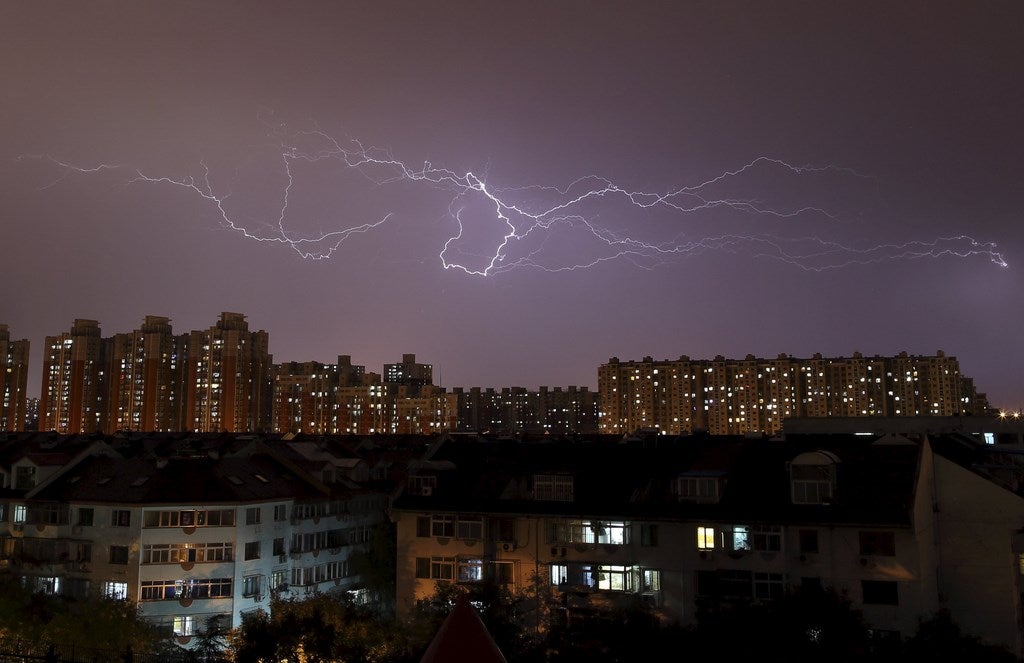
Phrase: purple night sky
[{"left": 2, "top": 2, "right": 1022, "bottom": 409}]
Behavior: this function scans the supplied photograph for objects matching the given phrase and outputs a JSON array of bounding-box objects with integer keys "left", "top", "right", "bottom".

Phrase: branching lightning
[{"left": 21, "top": 119, "right": 1008, "bottom": 274}]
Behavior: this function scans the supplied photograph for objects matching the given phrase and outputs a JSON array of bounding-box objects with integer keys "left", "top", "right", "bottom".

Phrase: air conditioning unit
[{"left": 500, "top": 541, "right": 516, "bottom": 552}]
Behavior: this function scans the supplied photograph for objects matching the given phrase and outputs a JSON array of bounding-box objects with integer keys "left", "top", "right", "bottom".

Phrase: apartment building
[
  {"left": 452, "top": 386, "right": 600, "bottom": 434},
  {"left": 36, "top": 314, "right": 274, "bottom": 435},
  {"left": 0, "top": 325, "right": 30, "bottom": 432},
  {"left": 183, "top": 312, "right": 272, "bottom": 433},
  {"left": 599, "top": 351, "right": 988, "bottom": 436},
  {"left": 391, "top": 430, "right": 1024, "bottom": 656},
  {"left": 41, "top": 319, "right": 107, "bottom": 434},
  {"left": 106, "top": 316, "right": 187, "bottom": 433},
  {"left": 0, "top": 433, "right": 390, "bottom": 647}
]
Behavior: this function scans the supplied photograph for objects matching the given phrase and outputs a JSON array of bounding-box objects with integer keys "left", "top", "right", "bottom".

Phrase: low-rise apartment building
[
  {"left": 0, "top": 433, "right": 390, "bottom": 646},
  {"left": 391, "top": 431, "right": 1024, "bottom": 656}
]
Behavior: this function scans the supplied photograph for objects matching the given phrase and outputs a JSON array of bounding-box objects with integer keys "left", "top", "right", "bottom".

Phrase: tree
[
  {"left": 902, "top": 609, "right": 1018, "bottom": 663},
  {"left": 227, "top": 591, "right": 426, "bottom": 663},
  {"left": 193, "top": 613, "right": 229, "bottom": 662},
  {"left": 348, "top": 522, "right": 398, "bottom": 616},
  {"left": 687, "top": 586, "right": 872, "bottom": 662},
  {"left": 40, "top": 598, "right": 161, "bottom": 654}
]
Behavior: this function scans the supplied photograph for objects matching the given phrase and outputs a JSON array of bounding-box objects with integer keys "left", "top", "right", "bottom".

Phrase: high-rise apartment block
[
  {"left": 384, "top": 353, "right": 433, "bottom": 395},
  {"left": 107, "top": 316, "right": 186, "bottom": 433},
  {"left": 183, "top": 313, "right": 272, "bottom": 433},
  {"left": 452, "top": 385, "right": 599, "bottom": 434},
  {"left": 21, "top": 315, "right": 993, "bottom": 438},
  {"left": 36, "top": 314, "right": 273, "bottom": 435},
  {"left": 599, "top": 351, "right": 987, "bottom": 436},
  {"left": 1, "top": 325, "right": 30, "bottom": 432},
  {"left": 272, "top": 356, "right": 367, "bottom": 434},
  {"left": 41, "top": 319, "right": 107, "bottom": 434}
]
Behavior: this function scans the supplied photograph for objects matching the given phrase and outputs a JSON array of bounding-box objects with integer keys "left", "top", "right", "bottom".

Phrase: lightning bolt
[{"left": 21, "top": 117, "right": 1008, "bottom": 274}]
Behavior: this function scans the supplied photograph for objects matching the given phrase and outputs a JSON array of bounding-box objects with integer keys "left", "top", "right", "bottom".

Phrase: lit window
[
  {"left": 103, "top": 581, "right": 128, "bottom": 600},
  {"left": 697, "top": 526, "right": 716, "bottom": 550},
  {"left": 173, "top": 615, "right": 195, "bottom": 637},
  {"left": 457, "top": 558, "right": 484, "bottom": 582}
]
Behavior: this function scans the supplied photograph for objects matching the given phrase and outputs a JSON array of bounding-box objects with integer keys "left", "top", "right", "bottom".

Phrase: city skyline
[
  {"left": 0, "top": 312, "right": 996, "bottom": 403},
  {"left": 3, "top": 312, "right": 990, "bottom": 438},
  {"left": 3, "top": 3, "right": 1023, "bottom": 411}
]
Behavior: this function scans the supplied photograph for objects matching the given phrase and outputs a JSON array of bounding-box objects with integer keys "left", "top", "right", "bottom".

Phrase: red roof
[{"left": 419, "top": 596, "right": 507, "bottom": 663}]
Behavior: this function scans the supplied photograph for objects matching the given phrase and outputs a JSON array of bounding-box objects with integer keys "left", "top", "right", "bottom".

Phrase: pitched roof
[
  {"left": 393, "top": 432, "right": 923, "bottom": 526},
  {"left": 28, "top": 452, "right": 328, "bottom": 504},
  {"left": 419, "top": 596, "right": 506, "bottom": 663}
]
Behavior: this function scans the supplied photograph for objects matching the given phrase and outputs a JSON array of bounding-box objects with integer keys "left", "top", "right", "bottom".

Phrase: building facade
[
  {"left": 0, "top": 324, "right": 30, "bottom": 432},
  {"left": 181, "top": 312, "right": 272, "bottom": 433},
  {"left": 598, "top": 352, "right": 987, "bottom": 436},
  {"left": 452, "top": 386, "right": 599, "bottom": 434},
  {"left": 106, "top": 316, "right": 186, "bottom": 433},
  {"left": 41, "top": 319, "right": 107, "bottom": 434},
  {"left": 391, "top": 430, "right": 1024, "bottom": 656},
  {"left": 0, "top": 434, "right": 391, "bottom": 647}
]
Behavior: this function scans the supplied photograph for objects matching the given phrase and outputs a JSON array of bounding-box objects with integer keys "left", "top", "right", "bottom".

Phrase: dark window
[
  {"left": 862, "top": 580, "right": 899, "bottom": 605},
  {"left": 244, "top": 541, "right": 260, "bottom": 561},
  {"left": 859, "top": 531, "right": 896, "bottom": 556},
  {"left": 109, "top": 545, "right": 129, "bottom": 565},
  {"left": 78, "top": 508, "right": 95, "bottom": 527},
  {"left": 799, "top": 529, "right": 819, "bottom": 554},
  {"left": 415, "top": 557, "right": 431, "bottom": 579},
  {"left": 416, "top": 516, "right": 430, "bottom": 538},
  {"left": 245, "top": 507, "right": 261, "bottom": 525},
  {"left": 111, "top": 510, "right": 131, "bottom": 527},
  {"left": 801, "top": 577, "right": 823, "bottom": 593},
  {"left": 696, "top": 570, "right": 717, "bottom": 597},
  {"left": 75, "top": 543, "right": 92, "bottom": 562},
  {"left": 718, "top": 570, "right": 753, "bottom": 599},
  {"left": 273, "top": 538, "right": 285, "bottom": 556},
  {"left": 490, "top": 518, "right": 515, "bottom": 542},
  {"left": 641, "top": 524, "right": 659, "bottom": 547}
]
